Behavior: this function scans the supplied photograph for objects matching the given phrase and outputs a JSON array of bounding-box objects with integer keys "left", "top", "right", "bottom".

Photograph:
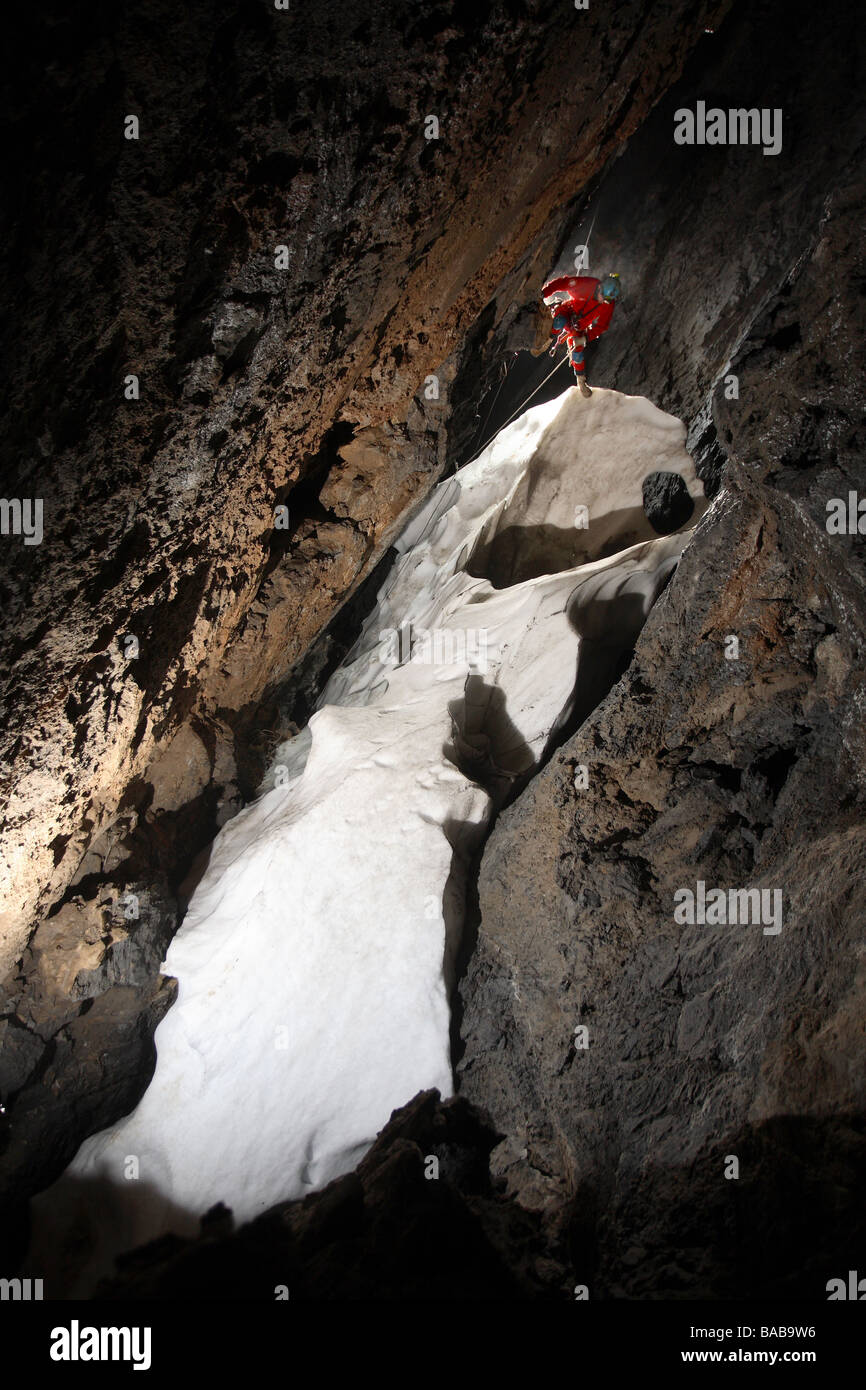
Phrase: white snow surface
[{"left": 29, "top": 387, "right": 704, "bottom": 1291}]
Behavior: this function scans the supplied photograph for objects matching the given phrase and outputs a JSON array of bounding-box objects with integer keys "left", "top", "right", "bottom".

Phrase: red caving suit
[{"left": 541, "top": 274, "right": 615, "bottom": 376}]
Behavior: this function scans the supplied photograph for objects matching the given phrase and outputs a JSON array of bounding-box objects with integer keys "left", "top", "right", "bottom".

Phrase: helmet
[{"left": 598, "top": 273, "right": 621, "bottom": 302}]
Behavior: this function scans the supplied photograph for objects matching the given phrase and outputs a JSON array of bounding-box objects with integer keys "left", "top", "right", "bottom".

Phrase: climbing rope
[
  {"left": 459, "top": 188, "right": 604, "bottom": 471},
  {"left": 461, "top": 353, "right": 571, "bottom": 470},
  {"left": 468, "top": 354, "right": 513, "bottom": 459}
]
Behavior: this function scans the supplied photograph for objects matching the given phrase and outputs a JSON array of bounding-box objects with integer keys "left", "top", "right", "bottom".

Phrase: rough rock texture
[
  {"left": 642, "top": 471, "right": 694, "bottom": 534},
  {"left": 0, "top": 885, "right": 177, "bottom": 1259},
  {"left": 2, "top": 0, "right": 865, "bottom": 1301},
  {"left": 463, "top": 0, "right": 866, "bottom": 496},
  {"left": 0, "top": 0, "right": 726, "bottom": 1241},
  {"left": 458, "top": 151, "right": 866, "bottom": 1301},
  {"left": 94, "top": 1091, "right": 562, "bottom": 1301},
  {"left": 0, "top": 0, "right": 724, "bottom": 974}
]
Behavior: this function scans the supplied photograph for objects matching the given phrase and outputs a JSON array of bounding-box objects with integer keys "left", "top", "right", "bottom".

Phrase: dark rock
[
  {"left": 95, "top": 1091, "right": 563, "bottom": 1301},
  {"left": 457, "top": 149, "right": 866, "bottom": 1298},
  {"left": 642, "top": 471, "right": 694, "bottom": 534},
  {"left": 0, "top": 882, "right": 178, "bottom": 1266},
  {"left": 0, "top": 0, "right": 727, "bottom": 976},
  {"left": 2, "top": 0, "right": 865, "bottom": 1303},
  {"left": 0, "top": 0, "right": 730, "bottom": 1246}
]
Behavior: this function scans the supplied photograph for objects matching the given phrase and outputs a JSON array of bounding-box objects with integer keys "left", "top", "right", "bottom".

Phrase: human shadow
[
  {"left": 445, "top": 674, "right": 536, "bottom": 806},
  {"left": 538, "top": 549, "right": 679, "bottom": 762},
  {"left": 443, "top": 551, "right": 679, "bottom": 1070}
]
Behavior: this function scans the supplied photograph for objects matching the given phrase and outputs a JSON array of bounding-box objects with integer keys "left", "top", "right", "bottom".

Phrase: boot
[{"left": 578, "top": 376, "right": 592, "bottom": 398}]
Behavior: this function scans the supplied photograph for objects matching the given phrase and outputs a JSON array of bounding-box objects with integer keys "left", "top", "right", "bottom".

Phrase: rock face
[
  {"left": 94, "top": 1091, "right": 561, "bottom": 1301},
  {"left": 2, "top": 0, "right": 865, "bottom": 1302},
  {"left": 642, "top": 471, "right": 694, "bottom": 534},
  {"left": 457, "top": 13, "right": 866, "bottom": 1299},
  {"left": 0, "top": 0, "right": 725, "bottom": 974},
  {"left": 0, "top": 0, "right": 725, "bottom": 1242}
]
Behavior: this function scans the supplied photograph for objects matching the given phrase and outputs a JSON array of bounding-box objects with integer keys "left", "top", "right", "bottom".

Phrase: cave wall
[
  {"left": 0, "top": 0, "right": 730, "bottom": 1237},
  {"left": 457, "top": 0, "right": 866, "bottom": 1297},
  {"left": 454, "top": 0, "right": 865, "bottom": 490},
  {"left": 0, "top": 0, "right": 725, "bottom": 977},
  {"left": 2, "top": 0, "right": 864, "bottom": 1300}
]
